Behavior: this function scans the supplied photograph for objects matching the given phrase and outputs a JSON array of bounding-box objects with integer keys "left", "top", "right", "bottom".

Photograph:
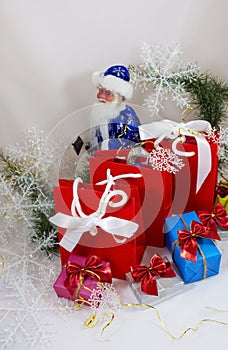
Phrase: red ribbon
[
  {"left": 198, "top": 203, "right": 228, "bottom": 232},
  {"left": 130, "top": 254, "right": 176, "bottom": 296},
  {"left": 178, "top": 220, "right": 221, "bottom": 262},
  {"left": 64, "top": 254, "right": 112, "bottom": 296}
]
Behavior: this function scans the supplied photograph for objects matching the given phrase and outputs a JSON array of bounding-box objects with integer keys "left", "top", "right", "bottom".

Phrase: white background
[
  {"left": 0, "top": 1, "right": 228, "bottom": 350},
  {"left": 0, "top": 0, "right": 228, "bottom": 146}
]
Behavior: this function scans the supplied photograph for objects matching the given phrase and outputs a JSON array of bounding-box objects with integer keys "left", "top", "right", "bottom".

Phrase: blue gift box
[{"left": 164, "top": 211, "right": 222, "bottom": 283}]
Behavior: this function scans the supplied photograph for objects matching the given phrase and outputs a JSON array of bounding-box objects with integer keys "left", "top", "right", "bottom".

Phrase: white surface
[
  {"left": 0, "top": 1, "right": 228, "bottom": 348},
  {"left": 0, "top": 0, "right": 228, "bottom": 146},
  {"left": 4, "top": 241, "right": 228, "bottom": 350}
]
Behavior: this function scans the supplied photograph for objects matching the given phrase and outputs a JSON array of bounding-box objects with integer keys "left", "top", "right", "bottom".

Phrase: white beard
[
  {"left": 90, "top": 100, "right": 126, "bottom": 149},
  {"left": 90, "top": 101, "right": 126, "bottom": 127}
]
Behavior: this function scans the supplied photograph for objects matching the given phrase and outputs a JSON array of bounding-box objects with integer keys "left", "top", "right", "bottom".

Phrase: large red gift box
[
  {"left": 53, "top": 179, "right": 146, "bottom": 280},
  {"left": 89, "top": 150, "right": 173, "bottom": 247}
]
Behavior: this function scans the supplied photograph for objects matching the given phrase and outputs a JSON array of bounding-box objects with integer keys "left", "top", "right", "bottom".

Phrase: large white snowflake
[
  {"left": 130, "top": 43, "right": 199, "bottom": 115},
  {"left": 0, "top": 224, "right": 61, "bottom": 348},
  {"left": 0, "top": 127, "right": 85, "bottom": 348},
  {"left": 0, "top": 127, "right": 74, "bottom": 253}
]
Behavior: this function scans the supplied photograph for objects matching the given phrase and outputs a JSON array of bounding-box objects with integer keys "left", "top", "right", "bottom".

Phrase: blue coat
[{"left": 108, "top": 105, "right": 141, "bottom": 149}]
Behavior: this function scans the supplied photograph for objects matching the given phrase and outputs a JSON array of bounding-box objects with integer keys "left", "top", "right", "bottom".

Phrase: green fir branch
[{"left": 182, "top": 73, "right": 228, "bottom": 129}]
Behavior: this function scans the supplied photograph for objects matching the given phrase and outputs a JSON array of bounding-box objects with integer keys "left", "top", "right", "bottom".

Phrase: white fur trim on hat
[{"left": 92, "top": 71, "right": 133, "bottom": 100}]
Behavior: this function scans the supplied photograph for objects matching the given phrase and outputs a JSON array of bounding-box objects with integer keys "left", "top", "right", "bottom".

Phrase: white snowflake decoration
[
  {"left": 206, "top": 126, "right": 228, "bottom": 174},
  {"left": 0, "top": 127, "right": 88, "bottom": 348},
  {"left": 148, "top": 147, "right": 185, "bottom": 173},
  {"left": 130, "top": 43, "right": 199, "bottom": 115},
  {"left": 88, "top": 283, "right": 121, "bottom": 316},
  {"left": 205, "top": 127, "right": 220, "bottom": 144},
  {"left": 127, "top": 145, "right": 184, "bottom": 174},
  {"left": 0, "top": 224, "right": 61, "bottom": 348}
]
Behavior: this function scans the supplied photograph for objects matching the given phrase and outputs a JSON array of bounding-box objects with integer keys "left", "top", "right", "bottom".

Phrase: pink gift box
[{"left": 53, "top": 253, "right": 111, "bottom": 302}]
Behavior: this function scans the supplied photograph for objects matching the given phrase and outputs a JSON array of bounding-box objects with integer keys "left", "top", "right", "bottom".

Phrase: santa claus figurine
[{"left": 90, "top": 65, "right": 141, "bottom": 150}]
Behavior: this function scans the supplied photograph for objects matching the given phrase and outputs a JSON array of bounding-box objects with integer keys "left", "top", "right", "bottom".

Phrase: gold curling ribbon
[
  {"left": 116, "top": 124, "right": 153, "bottom": 158},
  {"left": 74, "top": 281, "right": 115, "bottom": 341},
  {"left": 81, "top": 283, "right": 228, "bottom": 341},
  {"left": 116, "top": 125, "right": 137, "bottom": 158},
  {"left": 85, "top": 311, "right": 115, "bottom": 342},
  {"left": 206, "top": 307, "right": 228, "bottom": 313},
  {"left": 0, "top": 257, "right": 5, "bottom": 277},
  {"left": 117, "top": 125, "right": 135, "bottom": 146},
  {"left": 73, "top": 269, "right": 102, "bottom": 310},
  {"left": 181, "top": 106, "right": 195, "bottom": 122},
  {"left": 178, "top": 106, "right": 201, "bottom": 142}
]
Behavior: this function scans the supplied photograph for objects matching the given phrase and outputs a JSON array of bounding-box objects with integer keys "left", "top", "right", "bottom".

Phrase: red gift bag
[
  {"left": 53, "top": 179, "right": 146, "bottom": 280},
  {"left": 170, "top": 139, "right": 218, "bottom": 214},
  {"left": 138, "top": 119, "right": 218, "bottom": 215},
  {"left": 89, "top": 151, "right": 173, "bottom": 247}
]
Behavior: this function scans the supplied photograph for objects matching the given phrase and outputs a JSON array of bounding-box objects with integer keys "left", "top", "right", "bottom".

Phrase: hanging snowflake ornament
[
  {"left": 148, "top": 147, "right": 185, "bottom": 173},
  {"left": 129, "top": 43, "right": 199, "bottom": 115},
  {"left": 127, "top": 145, "right": 185, "bottom": 174}
]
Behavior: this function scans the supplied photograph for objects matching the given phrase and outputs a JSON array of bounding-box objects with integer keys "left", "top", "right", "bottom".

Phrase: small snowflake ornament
[
  {"left": 148, "top": 147, "right": 185, "bottom": 173},
  {"left": 83, "top": 283, "right": 122, "bottom": 338},
  {"left": 88, "top": 283, "right": 121, "bottom": 315},
  {"left": 127, "top": 145, "right": 185, "bottom": 174}
]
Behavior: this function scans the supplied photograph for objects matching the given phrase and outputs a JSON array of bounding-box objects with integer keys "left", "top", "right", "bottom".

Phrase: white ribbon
[
  {"left": 49, "top": 169, "right": 142, "bottom": 252},
  {"left": 139, "top": 119, "right": 212, "bottom": 193}
]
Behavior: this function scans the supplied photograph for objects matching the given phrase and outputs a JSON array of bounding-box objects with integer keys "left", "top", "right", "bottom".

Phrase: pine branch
[{"left": 182, "top": 73, "right": 228, "bottom": 128}]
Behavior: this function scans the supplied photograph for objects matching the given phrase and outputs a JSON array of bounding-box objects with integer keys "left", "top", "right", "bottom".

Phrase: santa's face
[
  {"left": 97, "top": 87, "right": 115, "bottom": 103},
  {"left": 90, "top": 87, "right": 126, "bottom": 128}
]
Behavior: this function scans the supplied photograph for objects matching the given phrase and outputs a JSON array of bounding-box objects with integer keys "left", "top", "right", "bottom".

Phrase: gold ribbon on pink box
[{"left": 139, "top": 119, "right": 212, "bottom": 193}]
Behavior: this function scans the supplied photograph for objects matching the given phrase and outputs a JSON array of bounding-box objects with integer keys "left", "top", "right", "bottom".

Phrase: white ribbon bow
[
  {"left": 139, "top": 119, "right": 212, "bottom": 193},
  {"left": 49, "top": 169, "right": 142, "bottom": 252}
]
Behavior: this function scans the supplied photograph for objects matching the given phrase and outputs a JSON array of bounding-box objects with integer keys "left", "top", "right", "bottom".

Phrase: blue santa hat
[{"left": 92, "top": 65, "right": 133, "bottom": 100}]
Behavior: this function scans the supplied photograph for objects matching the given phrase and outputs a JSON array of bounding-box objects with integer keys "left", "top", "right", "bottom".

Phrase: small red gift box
[
  {"left": 89, "top": 150, "right": 173, "bottom": 247},
  {"left": 52, "top": 176, "right": 146, "bottom": 280},
  {"left": 53, "top": 253, "right": 112, "bottom": 302}
]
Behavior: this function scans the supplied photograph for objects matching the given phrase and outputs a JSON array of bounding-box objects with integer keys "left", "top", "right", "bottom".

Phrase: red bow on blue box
[
  {"left": 130, "top": 254, "right": 176, "bottom": 296},
  {"left": 178, "top": 220, "right": 221, "bottom": 262},
  {"left": 198, "top": 203, "right": 228, "bottom": 233}
]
